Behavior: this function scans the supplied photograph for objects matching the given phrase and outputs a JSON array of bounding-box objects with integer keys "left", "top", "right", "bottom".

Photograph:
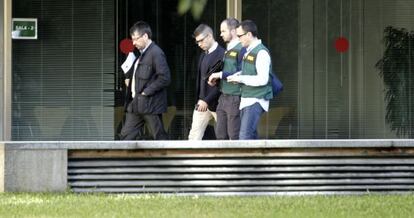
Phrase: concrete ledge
[
  {"left": 0, "top": 143, "right": 4, "bottom": 192},
  {"left": 2, "top": 140, "right": 414, "bottom": 193},
  {"left": 3, "top": 147, "right": 67, "bottom": 192},
  {"left": 4, "top": 139, "right": 414, "bottom": 150}
]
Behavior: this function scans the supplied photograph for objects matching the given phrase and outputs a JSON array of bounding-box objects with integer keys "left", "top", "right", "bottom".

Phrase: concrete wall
[
  {"left": 3, "top": 146, "right": 67, "bottom": 192},
  {"left": 0, "top": 143, "right": 4, "bottom": 192},
  {"left": 0, "top": 140, "right": 414, "bottom": 193}
]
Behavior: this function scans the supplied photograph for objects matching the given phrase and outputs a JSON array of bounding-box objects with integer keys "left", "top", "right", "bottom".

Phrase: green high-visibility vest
[
  {"left": 241, "top": 43, "right": 273, "bottom": 100},
  {"left": 220, "top": 43, "right": 243, "bottom": 95}
]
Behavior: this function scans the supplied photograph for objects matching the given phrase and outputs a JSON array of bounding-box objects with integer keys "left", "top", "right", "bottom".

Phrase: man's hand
[
  {"left": 196, "top": 100, "right": 208, "bottom": 112},
  {"left": 227, "top": 72, "right": 242, "bottom": 84},
  {"left": 208, "top": 72, "right": 222, "bottom": 86},
  {"left": 125, "top": 79, "right": 130, "bottom": 87}
]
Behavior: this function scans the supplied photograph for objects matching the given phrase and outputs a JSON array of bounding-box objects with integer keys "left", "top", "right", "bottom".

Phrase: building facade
[{"left": 1, "top": 0, "right": 414, "bottom": 140}]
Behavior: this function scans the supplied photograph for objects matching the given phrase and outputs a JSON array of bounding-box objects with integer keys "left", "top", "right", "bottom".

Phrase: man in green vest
[
  {"left": 208, "top": 18, "right": 245, "bottom": 140},
  {"left": 227, "top": 20, "right": 273, "bottom": 139}
]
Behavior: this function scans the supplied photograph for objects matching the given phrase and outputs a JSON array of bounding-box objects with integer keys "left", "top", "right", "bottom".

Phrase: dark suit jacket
[
  {"left": 196, "top": 45, "right": 225, "bottom": 111},
  {"left": 125, "top": 42, "right": 171, "bottom": 114}
]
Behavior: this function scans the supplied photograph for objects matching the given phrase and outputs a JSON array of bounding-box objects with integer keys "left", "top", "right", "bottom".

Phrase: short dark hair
[
  {"left": 193, "top": 24, "right": 213, "bottom": 38},
  {"left": 238, "top": 20, "right": 258, "bottom": 37},
  {"left": 129, "top": 21, "right": 152, "bottom": 39},
  {"left": 222, "top": 17, "right": 239, "bottom": 30}
]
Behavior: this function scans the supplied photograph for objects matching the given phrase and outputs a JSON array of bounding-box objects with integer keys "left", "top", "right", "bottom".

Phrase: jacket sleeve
[
  {"left": 142, "top": 49, "right": 171, "bottom": 96},
  {"left": 202, "top": 50, "right": 224, "bottom": 105},
  {"left": 203, "top": 85, "right": 220, "bottom": 105}
]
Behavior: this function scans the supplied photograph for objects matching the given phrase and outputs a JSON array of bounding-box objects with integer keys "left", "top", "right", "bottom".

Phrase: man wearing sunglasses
[
  {"left": 227, "top": 20, "right": 273, "bottom": 139},
  {"left": 188, "top": 24, "right": 225, "bottom": 140}
]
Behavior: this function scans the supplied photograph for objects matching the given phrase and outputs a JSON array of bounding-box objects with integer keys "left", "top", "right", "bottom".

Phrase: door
[{"left": 115, "top": 0, "right": 226, "bottom": 139}]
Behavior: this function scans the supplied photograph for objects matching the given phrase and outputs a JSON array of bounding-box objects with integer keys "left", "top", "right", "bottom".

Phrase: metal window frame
[
  {"left": 1, "top": 0, "right": 12, "bottom": 141},
  {"left": 227, "top": 0, "right": 241, "bottom": 20}
]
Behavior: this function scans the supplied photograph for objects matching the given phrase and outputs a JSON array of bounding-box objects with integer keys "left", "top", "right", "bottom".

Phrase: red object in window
[
  {"left": 335, "top": 37, "right": 349, "bottom": 53},
  {"left": 119, "top": 38, "right": 134, "bottom": 54}
]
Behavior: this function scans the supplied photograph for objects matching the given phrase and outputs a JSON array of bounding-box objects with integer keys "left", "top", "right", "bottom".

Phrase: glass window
[
  {"left": 115, "top": 0, "right": 226, "bottom": 140},
  {"left": 243, "top": 0, "right": 299, "bottom": 139},
  {"left": 12, "top": 0, "right": 115, "bottom": 140},
  {"left": 243, "top": 0, "right": 414, "bottom": 139},
  {"left": 12, "top": 0, "right": 226, "bottom": 140},
  {"left": 14, "top": 0, "right": 414, "bottom": 140}
]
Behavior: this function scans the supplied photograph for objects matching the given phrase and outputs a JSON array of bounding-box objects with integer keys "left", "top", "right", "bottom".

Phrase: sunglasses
[
  {"left": 195, "top": 34, "right": 209, "bottom": 44},
  {"left": 237, "top": 32, "right": 248, "bottom": 38}
]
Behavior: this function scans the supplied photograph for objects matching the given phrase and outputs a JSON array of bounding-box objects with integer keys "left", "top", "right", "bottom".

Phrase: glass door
[{"left": 115, "top": 0, "right": 226, "bottom": 139}]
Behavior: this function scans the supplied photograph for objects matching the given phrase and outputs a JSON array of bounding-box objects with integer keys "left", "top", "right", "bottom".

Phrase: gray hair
[{"left": 193, "top": 24, "right": 213, "bottom": 38}]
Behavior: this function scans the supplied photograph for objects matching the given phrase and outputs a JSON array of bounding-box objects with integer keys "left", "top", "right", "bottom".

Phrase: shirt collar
[
  {"left": 140, "top": 40, "right": 152, "bottom": 54},
  {"left": 208, "top": 41, "right": 218, "bottom": 54},
  {"left": 227, "top": 38, "right": 240, "bottom": 50},
  {"left": 246, "top": 39, "right": 261, "bottom": 53}
]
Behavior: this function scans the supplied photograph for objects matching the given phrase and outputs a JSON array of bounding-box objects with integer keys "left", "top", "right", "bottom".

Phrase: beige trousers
[{"left": 188, "top": 109, "right": 217, "bottom": 140}]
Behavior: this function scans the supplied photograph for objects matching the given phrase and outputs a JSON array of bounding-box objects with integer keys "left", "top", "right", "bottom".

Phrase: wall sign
[{"left": 12, "top": 18, "right": 38, "bottom": 39}]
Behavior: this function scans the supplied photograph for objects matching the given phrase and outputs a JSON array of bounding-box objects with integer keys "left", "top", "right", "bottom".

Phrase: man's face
[
  {"left": 236, "top": 26, "right": 249, "bottom": 48},
  {"left": 195, "top": 33, "right": 211, "bottom": 51},
  {"left": 220, "top": 22, "right": 231, "bottom": 43},
  {"left": 131, "top": 31, "right": 146, "bottom": 50}
]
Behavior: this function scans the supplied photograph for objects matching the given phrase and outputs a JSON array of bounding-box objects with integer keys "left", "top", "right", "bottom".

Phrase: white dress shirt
[
  {"left": 132, "top": 41, "right": 152, "bottom": 98},
  {"left": 208, "top": 41, "right": 218, "bottom": 54},
  {"left": 238, "top": 39, "right": 270, "bottom": 111},
  {"left": 227, "top": 38, "right": 240, "bottom": 51}
]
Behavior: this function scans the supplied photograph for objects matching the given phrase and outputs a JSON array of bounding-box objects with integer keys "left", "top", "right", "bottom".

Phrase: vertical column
[
  {"left": 227, "top": 0, "right": 241, "bottom": 20},
  {"left": 1, "top": 0, "right": 11, "bottom": 140},
  {"left": 0, "top": 0, "right": 3, "bottom": 140},
  {"left": 0, "top": 0, "right": 11, "bottom": 191}
]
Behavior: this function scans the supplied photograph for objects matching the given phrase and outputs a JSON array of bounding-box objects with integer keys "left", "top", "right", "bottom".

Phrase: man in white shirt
[{"left": 227, "top": 20, "right": 273, "bottom": 139}]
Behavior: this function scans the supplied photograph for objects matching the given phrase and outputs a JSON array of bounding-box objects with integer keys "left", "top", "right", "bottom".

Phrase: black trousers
[
  {"left": 120, "top": 102, "right": 168, "bottom": 140},
  {"left": 215, "top": 94, "right": 241, "bottom": 140}
]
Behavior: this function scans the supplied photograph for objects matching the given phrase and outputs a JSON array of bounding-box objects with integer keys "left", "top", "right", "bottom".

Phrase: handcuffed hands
[
  {"left": 208, "top": 72, "right": 222, "bottom": 86},
  {"left": 227, "top": 72, "right": 242, "bottom": 83}
]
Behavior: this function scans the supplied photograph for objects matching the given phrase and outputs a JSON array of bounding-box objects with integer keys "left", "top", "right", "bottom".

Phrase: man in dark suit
[
  {"left": 120, "top": 21, "right": 171, "bottom": 140},
  {"left": 188, "top": 24, "right": 225, "bottom": 140}
]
